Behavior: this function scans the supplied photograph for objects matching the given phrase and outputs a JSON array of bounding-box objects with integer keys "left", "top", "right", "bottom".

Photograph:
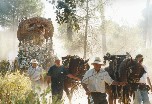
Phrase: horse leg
[
  {"left": 64, "top": 86, "right": 72, "bottom": 104},
  {"left": 68, "top": 92, "right": 72, "bottom": 104},
  {"left": 107, "top": 90, "right": 114, "bottom": 104},
  {"left": 108, "top": 95, "right": 114, "bottom": 104},
  {"left": 113, "top": 99, "right": 116, "bottom": 104}
]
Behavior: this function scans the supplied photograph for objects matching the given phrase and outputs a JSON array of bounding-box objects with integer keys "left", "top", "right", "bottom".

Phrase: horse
[
  {"left": 118, "top": 56, "right": 146, "bottom": 104},
  {"left": 104, "top": 53, "right": 145, "bottom": 104},
  {"left": 62, "top": 55, "right": 89, "bottom": 104},
  {"left": 104, "top": 54, "right": 127, "bottom": 104}
]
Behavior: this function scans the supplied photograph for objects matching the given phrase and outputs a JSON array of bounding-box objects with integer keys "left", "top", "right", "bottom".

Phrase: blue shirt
[{"left": 47, "top": 65, "right": 69, "bottom": 90}]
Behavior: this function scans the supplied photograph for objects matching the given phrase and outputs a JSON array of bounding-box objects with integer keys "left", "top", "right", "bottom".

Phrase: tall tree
[
  {"left": 145, "top": 0, "right": 150, "bottom": 47},
  {"left": 48, "top": 0, "right": 86, "bottom": 40},
  {"left": 140, "top": 0, "right": 152, "bottom": 48},
  {"left": 83, "top": 0, "right": 89, "bottom": 59},
  {"left": 98, "top": 0, "right": 107, "bottom": 56},
  {"left": 0, "top": 0, "right": 44, "bottom": 30},
  {"left": 54, "top": 0, "right": 107, "bottom": 57}
]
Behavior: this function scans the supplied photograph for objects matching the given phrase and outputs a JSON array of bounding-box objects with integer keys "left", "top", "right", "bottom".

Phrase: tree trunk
[
  {"left": 67, "top": 20, "right": 73, "bottom": 41},
  {"left": 83, "top": 0, "right": 89, "bottom": 59},
  {"left": 100, "top": 0, "right": 107, "bottom": 56},
  {"left": 145, "top": 0, "right": 150, "bottom": 47},
  {"left": 101, "top": 20, "right": 107, "bottom": 55}
]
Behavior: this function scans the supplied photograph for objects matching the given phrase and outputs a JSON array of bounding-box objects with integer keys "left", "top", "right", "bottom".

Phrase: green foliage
[
  {"left": 57, "top": 23, "right": 85, "bottom": 55},
  {"left": 52, "top": 95, "right": 64, "bottom": 104},
  {"left": 55, "top": 0, "right": 81, "bottom": 31},
  {"left": 0, "top": 71, "right": 32, "bottom": 103},
  {"left": 0, "top": 71, "right": 53, "bottom": 104},
  {"left": 0, "top": 60, "right": 10, "bottom": 76},
  {"left": 48, "top": 0, "right": 86, "bottom": 31},
  {"left": 0, "top": 0, "right": 44, "bottom": 29}
]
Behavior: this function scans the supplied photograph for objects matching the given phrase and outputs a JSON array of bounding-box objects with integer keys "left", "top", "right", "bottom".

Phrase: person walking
[
  {"left": 82, "top": 57, "right": 127, "bottom": 104},
  {"left": 46, "top": 57, "right": 80, "bottom": 103},
  {"left": 27, "top": 59, "right": 43, "bottom": 93},
  {"left": 133, "top": 54, "right": 152, "bottom": 104}
]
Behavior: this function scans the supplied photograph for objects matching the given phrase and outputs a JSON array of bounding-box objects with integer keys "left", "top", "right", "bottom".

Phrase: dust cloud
[{"left": 0, "top": 31, "right": 19, "bottom": 61}]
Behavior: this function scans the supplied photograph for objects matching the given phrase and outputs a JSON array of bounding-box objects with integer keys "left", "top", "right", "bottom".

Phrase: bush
[
  {"left": 0, "top": 60, "right": 10, "bottom": 76},
  {"left": 0, "top": 71, "right": 36, "bottom": 104}
]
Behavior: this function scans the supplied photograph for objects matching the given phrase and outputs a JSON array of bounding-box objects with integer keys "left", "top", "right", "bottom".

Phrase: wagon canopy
[{"left": 17, "top": 17, "right": 54, "bottom": 44}]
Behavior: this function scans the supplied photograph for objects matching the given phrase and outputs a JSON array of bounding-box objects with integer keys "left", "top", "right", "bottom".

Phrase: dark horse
[
  {"left": 104, "top": 53, "right": 146, "bottom": 104},
  {"left": 62, "top": 55, "right": 89, "bottom": 104}
]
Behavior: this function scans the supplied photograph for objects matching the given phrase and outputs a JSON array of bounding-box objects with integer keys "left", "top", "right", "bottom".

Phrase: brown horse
[
  {"left": 62, "top": 55, "right": 89, "bottom": 104},
  {"left": 118, "top": 57, "right": 146, "bottom": 104},
  {"left": 104, "top": 54, "right": 127, "bottom": 104},
  {"left": 104, "top": 53, "right": 145, "bottom": 104}
]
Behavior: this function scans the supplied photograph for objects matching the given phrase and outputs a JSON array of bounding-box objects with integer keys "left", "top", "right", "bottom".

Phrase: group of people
[
  {"left": 27, "top": 57, "right": 80, "bottom": 103},
  {"left": 27, "top": 54, "right": 152, "bottom": 104}
]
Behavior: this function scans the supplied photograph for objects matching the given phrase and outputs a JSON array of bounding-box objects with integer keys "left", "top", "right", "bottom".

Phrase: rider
[
  {"left": 133, "top": 54, "right": 152, "bottom": 104},
  {"left": 46, "top": 56, "right": 80, "bottom": 103}
]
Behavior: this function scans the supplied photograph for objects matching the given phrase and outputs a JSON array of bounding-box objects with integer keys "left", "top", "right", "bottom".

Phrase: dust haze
[{"left": 0, "top": 31, "right": 19, "bottom": 61}]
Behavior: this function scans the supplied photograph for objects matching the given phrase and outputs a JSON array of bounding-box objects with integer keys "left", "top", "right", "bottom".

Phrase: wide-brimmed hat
[
  {"left": 91, "top": 57, "right": 104, "bottom": 65},
  {"left": 54, "top": 56, "right": 61, "bottom": 61},
  {"left": 30, "top": 59, "right": 38, "bottom": 64}
]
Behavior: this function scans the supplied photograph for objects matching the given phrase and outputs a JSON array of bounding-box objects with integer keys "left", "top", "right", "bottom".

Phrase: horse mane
[{"left": 62, "top": 55, "right": 89, "bottom": 77}]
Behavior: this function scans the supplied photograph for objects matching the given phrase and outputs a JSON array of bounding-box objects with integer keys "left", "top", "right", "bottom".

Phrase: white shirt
[
  {"left": 82, "top": 68, "right": 114, "bottom": 93},
  {"left": 27, "top": 66, "right": 43, "bottom": 81},
  {"left": 138, "top": 65, "right": 149, "bottom": 84}
]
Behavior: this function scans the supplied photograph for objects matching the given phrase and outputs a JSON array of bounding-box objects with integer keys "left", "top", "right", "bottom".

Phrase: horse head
[
  {"left": 119, "top": 58, "right": 145, "bottom": 83},
  {"left": 104, "top": 53, "right": 127, "bottom": 81},
  {"left": 62, "top": 55, "right": 89, "bottom": 103},
  {"left": 62, "top": 55, "right": 90, "bottom": 79}
]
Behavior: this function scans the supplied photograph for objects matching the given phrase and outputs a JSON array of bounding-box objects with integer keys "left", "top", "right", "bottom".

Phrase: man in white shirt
[
  {"left": 133, "top": 54, "right": 152, "bottom": 104},
  {"left": 82, "top": 57, "right": 126, "bottom": 104},
  {"left": 27, "top": 59, "right": 43, "bottom": 91}
]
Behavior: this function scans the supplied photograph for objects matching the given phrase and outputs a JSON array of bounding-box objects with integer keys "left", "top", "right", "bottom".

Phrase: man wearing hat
[
  {"left": 27, "top": 59, "right": 43, "bottom": 92},
  {"left": 46, "top": 56, "right": 80, "bottom": 103},
  {"left": 82, "top": 57, "right": 127, "bottom": 104},
  {"left": 133, "top": 54, "right": 152, "bottom": 104}
]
